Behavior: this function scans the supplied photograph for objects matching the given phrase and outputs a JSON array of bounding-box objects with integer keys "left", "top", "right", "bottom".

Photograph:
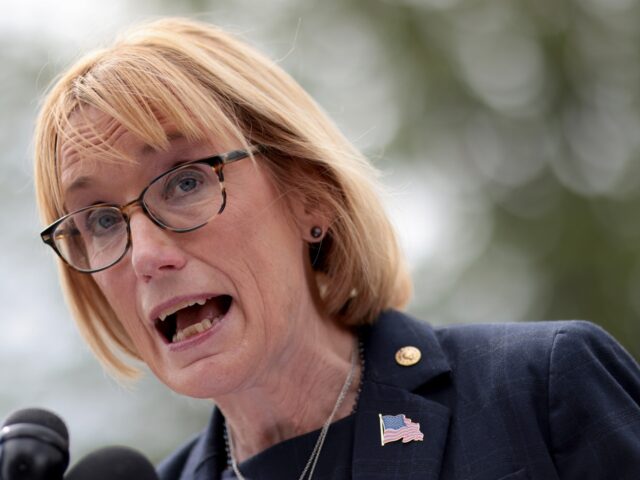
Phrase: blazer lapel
[
  {"left": 353, "top": 382, "right": 451, "bottom": 479},
  {"left": 352, "top": 310, "right": 453, "bottom": 480}
]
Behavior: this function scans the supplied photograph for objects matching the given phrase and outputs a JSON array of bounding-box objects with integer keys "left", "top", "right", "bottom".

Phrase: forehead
[
  {"left": 58, "top": 107, "right": 221, "bottom": 196},
  {"left": 60, "top": 107, "right": 172, "bottom": 171}
]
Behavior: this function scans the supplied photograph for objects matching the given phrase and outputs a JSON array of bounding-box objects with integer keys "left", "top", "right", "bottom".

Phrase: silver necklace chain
[{"left": 224, "top": 339, "right": 363, "bottom": 480}]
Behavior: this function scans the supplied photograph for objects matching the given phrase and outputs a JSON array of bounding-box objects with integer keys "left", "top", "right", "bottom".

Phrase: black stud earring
[{"left": 310, "top": 226, "right": 323, "bottom": 239}]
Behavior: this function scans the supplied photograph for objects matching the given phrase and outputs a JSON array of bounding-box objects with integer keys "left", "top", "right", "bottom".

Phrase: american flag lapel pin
[{"left": 379, "top": 413, "right": 424, "bottom": 446}]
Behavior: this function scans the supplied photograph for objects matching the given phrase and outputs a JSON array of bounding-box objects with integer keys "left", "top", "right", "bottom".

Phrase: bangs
[{"left": 55, "top": 45, "right": 246, "bottom": 169}]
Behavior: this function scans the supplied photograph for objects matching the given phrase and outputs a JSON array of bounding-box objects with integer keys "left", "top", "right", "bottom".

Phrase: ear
[{"left": 288, "top": 192, "right": 332, "bottom": 242}]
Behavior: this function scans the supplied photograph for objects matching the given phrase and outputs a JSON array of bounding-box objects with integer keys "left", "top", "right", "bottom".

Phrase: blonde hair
[{"left": 34, "top": 17, "right": 412, "bottom": 379}]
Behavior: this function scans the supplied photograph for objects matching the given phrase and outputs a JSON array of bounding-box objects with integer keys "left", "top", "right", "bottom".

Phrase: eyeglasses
[{"left": 40, "top": 145, "right": 262, "bottom": 274}]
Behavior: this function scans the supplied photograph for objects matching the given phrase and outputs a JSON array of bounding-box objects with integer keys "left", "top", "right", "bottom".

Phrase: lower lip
[{"left": 167, "top": 305, "right": 230, "bottom": 353}]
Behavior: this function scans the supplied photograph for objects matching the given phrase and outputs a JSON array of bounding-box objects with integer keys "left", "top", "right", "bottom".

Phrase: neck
[{"left": 217, "top": 320, "right": 361, "bottom": 462}]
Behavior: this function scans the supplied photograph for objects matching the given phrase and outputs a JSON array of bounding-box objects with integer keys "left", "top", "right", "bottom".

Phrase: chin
[{"left": 156, "top": 356, "right": 252, "bottom": 400}]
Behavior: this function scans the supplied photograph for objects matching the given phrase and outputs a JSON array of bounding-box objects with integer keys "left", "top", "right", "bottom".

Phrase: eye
[
  {"left": 161, "top": 167, "right": 208, "bottom": 201},
  {"left": 177, "top": 177, "right": 198, "bottom": 192},
  {"left": 85, "top": 208, "right": 123, "bottom": 236}
]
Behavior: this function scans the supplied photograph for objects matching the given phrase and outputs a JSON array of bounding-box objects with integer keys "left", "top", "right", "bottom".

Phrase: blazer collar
[
  {"left": 360, "top": 309, "right": 451, "bottom": 390},
  {"left": 352, "top": 310, "right": 453, "bottom": 480},
  {"left": 176, "top": 408, "right": 225, "bottom": 480},
  {"left": 177, "top": 310, "right": 453, "bottom": 480}
]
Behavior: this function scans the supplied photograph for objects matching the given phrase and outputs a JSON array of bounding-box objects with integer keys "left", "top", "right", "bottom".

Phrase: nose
[{"left": 128, "top": 211, "right": 187, "bottom": 281}]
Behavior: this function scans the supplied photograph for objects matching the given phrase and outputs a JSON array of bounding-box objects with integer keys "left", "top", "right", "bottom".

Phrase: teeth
[
  {"left": 172, "top": 316, "right": 220, "bottom": 343},
  {"left": 158, "top": 298, "right": 211, "bottom": 322}
]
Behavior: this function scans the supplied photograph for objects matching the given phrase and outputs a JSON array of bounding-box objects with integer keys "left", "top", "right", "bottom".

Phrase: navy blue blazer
[{"left": 157, "top": 310, "right": 640, "bottom": 479}]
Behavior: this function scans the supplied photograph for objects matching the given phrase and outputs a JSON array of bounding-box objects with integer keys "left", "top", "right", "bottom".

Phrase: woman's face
[{"left": 60, "top": 109, "right": 321, "bottom": 398}]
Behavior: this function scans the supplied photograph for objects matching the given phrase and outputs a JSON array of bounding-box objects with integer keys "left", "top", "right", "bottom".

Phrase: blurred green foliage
[{"left": 284, "top": 0, "right": 640, "bottom": 359}]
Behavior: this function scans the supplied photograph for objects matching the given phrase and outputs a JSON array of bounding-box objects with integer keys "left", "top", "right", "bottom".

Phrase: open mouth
[{"left": 155, "top": 295, "right": 232, "bottom": 344}]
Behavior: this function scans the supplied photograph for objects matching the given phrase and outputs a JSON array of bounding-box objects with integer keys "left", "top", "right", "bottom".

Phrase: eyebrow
[
  {"left": 63, "top": 175, "right": 95, "bottom": 197},
  {"left": 139, "top": 132, "right": 185, "bottom": 155}
]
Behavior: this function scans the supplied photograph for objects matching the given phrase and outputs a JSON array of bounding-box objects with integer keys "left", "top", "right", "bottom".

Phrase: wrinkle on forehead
[
  {"left": 59, "top": 105, "right": 193, "bottom": 177},
  {"left": 58, "top": 112, "right": 235, "bottom": 202},
  {"left": 56, "top": 103, "right": 245, "bottom": 204},
  {"left": 58, "top": 109, "right": 160, "bottom": 200},
  {"left": 60, "top": 106, "right": 163, "bottom": 168}
]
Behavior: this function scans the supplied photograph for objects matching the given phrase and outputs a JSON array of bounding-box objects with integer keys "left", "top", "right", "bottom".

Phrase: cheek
[
  {"left": 234, "top": 212, "right": 304, "bottom": 283},
  {"left": 206, "top": 202, "right": 306, "bottom": 314},
  {"left": 94, "top": 267, "right": 132, "bottom": 306},
  {"left": 92, "top": 270, "right": 141, "bottom": 335},
  {"left": 211, "top": 193, "right": 301, "bottom": 267}
]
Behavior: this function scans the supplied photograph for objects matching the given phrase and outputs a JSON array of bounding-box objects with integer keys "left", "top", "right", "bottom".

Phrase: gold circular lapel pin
[{"left": 395, "top": 346, "right": 421, "bottom": 366}]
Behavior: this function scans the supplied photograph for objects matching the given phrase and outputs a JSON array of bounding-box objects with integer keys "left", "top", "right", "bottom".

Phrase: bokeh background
[{"left": 2, "top": 0, "right": 639, "bottom": 466}]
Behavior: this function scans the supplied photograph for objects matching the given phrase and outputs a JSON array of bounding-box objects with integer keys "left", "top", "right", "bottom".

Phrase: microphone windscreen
[
  {"left": 2, "top": 408, "right": 69, "bottom": 443},
  {"left": 65, "top": 446, "right": 158, "bottom": 480},
  {"left": 1, "top": 408, "right": 70, "bottom": 480}
]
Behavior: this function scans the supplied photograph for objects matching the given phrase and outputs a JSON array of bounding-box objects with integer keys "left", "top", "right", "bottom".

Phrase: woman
[{"left": 34, "top": 18, "right": 640, "bottom": 480}]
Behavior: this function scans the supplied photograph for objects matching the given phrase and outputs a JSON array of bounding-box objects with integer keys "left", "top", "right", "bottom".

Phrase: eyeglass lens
[{"left": 52, "top": 162, "right": 223, "bottom": 272}]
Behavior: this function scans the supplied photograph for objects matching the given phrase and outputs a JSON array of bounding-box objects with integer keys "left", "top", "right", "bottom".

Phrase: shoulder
[
  {"left": 432, "top": 319, "right": 637, "bottom": 393},
  {"left": 367, "top": 310, "right": 626, "bottom": 390},
  {"left": 433, "top": 319, "right": 636, "bottom": 378},
  {"left": 434, "top": 319, "right": 613, "bottom": 368},
  {"left": 434, "top": 318, "right": 640, "bottom": 473}
]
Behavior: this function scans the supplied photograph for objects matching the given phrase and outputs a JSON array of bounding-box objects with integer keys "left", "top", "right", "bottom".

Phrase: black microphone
[
  {"left": 65, "top": 446, "right": 158, "bottom": 480},
  {"left": 0, "top": 408, "right": 70, "bottom": 480}
]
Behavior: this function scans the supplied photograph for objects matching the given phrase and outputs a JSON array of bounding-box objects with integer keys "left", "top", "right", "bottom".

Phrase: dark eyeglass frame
[{"left": 40, "top": 145, "right": 263, "bottom": 274}]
